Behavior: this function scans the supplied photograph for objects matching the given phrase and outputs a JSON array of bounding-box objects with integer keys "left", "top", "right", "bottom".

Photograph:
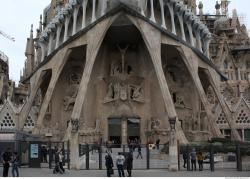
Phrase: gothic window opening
[
  {"left": 24, "top": 115, "right": 35, "bottom": 129},
  {"left": 0, "top": 113, "right": 15, "bottom": 129},
  {"left": 216, "top": 112, "right": 228, "bottom": 124},
  {"left": 236, "top": 109, "right": 249, "bottom": 124}
]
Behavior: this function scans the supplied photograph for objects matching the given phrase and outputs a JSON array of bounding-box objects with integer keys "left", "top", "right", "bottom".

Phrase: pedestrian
[
  {"left": 156, "top": 139, "right": 160, "bottom": 150},
  {"left": 136, "top": 145, "right": 142, "bottom": 159},
  {"left": 106, "top": 140, "right": 112, "bottom": 153},
  {"left": 2, "top": 148, "right": 12, "bottom": 177},
  {"left": 105, "top": 152, "right": 114, "bottom": 177},
  {"left": 197, "top": 151, "right": 204, "bottom": 171},
  {"left": 53, "top": 151, "right": 63, "bottom": 174},
  {"left": 126, "top": 152, "right": 133, "bottom": 177},
  {"left": 42, "top": 146, "right": 48, "bottom": 163},
  {"left": 116, "top": 152, "right": 125, "bottom": 177},
  {"left": 190, "top": 148, "right": 197, "bottom": 171},
  {"left": 59, "top": 150, "right": 65, "bottom": 173},
  {"left": 183, "top": 151, "right": 187, "bottom": 168},
  {"left": 11, "top": 152, "right": 19, "bottom": 177}
]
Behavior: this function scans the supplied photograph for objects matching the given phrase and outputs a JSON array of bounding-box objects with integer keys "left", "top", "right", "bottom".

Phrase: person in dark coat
[
  {"left": 105, "top": 153, "right": 113, "bottom": 177},
  {"left": 126, "top": 152, "right": 133, "bottom": 177},
  {"left": 136, "top": 145, "right": 142, "bottom": 159},
  {"left": 183, "top": 152, "right": 188, "bottom": 168},
  {"left": 156, "top": 139, "right": 160, "bottom": 150},
  {"left": 11, "top": 152, "right": 19, "bottom": 177},
  {"left": 2, "top": 148, "right": 12, "bottom": 177}
]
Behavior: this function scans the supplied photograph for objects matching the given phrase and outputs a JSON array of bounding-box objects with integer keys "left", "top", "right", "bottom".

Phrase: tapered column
[
  {"left": 177, "top": 14, "right": 186, "bottom": 41},
  {"left": 203, "top": 38, "right": 210, "bottom": 58},
  {"left": 177, "top": 47, "right": 222, "bottom": 137},
  {"left": 140, "top": 0, "right": 145, "bottom": 16},
  {"left": 72, "top": 6, "right": 80, "bottom": 35},
  {"left": 63, "top": 16, "right": 71, "bottom": 42},
  {"left": 159, "top": 0, "right": 167, "bottom": 29},
  {"left": 55, "top": 25, "right": 62, "bottom": 49},
  {"left": 136, "top": 18, "right": 188, "bottom": 145},
  {"left": 100, "top": 0, "right": 107, "bottom": 16},
  {"left": 206, "top": 68, "right": 242, "bottom": 141},
  {"left": 38, "top": 42, "right": 47, "bottom": 62},
  {"left": 20, "top": 72, "right": 43, "bottom": 130},
  {"left": 82, "top": 0, "right": 88, "bottom": 28},
  {"left": 91, "top": 0, "right": 96, "bottom": 23},
  {"left": 187, "top": 23, "right": 194, "bottom": 46},
  {"left": 48, "top": 34, "right": 54, "bottom": 55},
  {"left": 149, "top": 0, "right": 156, "bottom": 23},
  {"left": 34, "top": 49, "right": 72, "bottom": 133},
  {"left": 167, "top": 3, "right": 176, "bottom": 35},
  {"left": 195, "top": 30, "right": 202, "bottom": 51}
]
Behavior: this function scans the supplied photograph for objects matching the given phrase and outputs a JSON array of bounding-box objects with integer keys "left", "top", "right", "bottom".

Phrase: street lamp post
[{"left": 168, "top": 117, "right": 178, "bottom": 171}]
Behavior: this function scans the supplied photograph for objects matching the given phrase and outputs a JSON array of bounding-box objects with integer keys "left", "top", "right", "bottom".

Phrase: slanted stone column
[
  {"left": 38, "top": 42, "right": 47, "bottom": 62},
  {"left": 186, "top": 22, "right": 195, "bottom": 46},
  {"left": 48, "top": 33, "right": 54, "bottom": 55},
  {"left": 177, "top": 14, "right": 186, "bottom": 41},
  {"left": 159, "top": 0, "right": 167, "bottom": 29},
  {"left": 55, "top": 25, "right": 62, "bottom": 49},
  {"left": 72, "top": 6, "right": 80, "bottom": 35},
  {"left": 63, "top": 16, "right": 71, "bottom": 42},
  {"left": 167, "top": 2, "right": 176, "bottom": 35},
  {"left": 149, "top": 0, "right": 156, "bottom": 23},
  {"left": 195, "top": 30, "right": 202, "bottom": 51},
  {"left": 82, "top": 0, "right": 88, "bottom": 28},
  {"left": 203, "top": 38, "right": 211, "bottom": 58},
  {"left": 91, "top": 0, "right": 96, "bottom": 23}
]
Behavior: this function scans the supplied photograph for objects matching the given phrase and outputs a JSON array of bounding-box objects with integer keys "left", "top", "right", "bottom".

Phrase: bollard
[
  {"left": 86, "top": 144, "right": 89, "bottom": 170},
  {"left": 48, "top": 141, "right": 52, "bottom": 169},
  {"left": 187, "top": 145, "right": 190, "bottom": 171},
  {"left": 236, "top": 144, "right": 242, "bottom": 171},
  {"left": 99, "top": 145, "right": 102, "bottom": 170},
  {"left": 67, "top": 140, "right": 70, "bottom": 170},
  {"left": 210, "top": 144, "right": 214, "bottom": 172},
  {"left": 146, "top": 144, "right": 150, "bottom": 169}
]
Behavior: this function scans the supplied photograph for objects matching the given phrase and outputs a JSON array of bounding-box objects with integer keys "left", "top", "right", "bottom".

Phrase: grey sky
[{"left": 0, "top": 0, "right": 249, "bottom": 83}]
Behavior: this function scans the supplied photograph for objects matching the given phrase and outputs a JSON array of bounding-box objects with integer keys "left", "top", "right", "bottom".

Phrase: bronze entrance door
[
  {"left": 108, "top": 118, "right": 122, "bottom": 146},
  {"left": 127, "top": 118, "right": 140, "bottom": 142}
]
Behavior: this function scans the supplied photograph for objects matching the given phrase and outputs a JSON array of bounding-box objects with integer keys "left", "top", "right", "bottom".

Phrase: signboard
[{"left": 30, "top": 144, "right": 39, "bottom": 159}]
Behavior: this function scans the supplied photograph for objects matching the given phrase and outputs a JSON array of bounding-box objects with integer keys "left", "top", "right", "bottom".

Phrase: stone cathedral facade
[{"left": 0, "top": 0, "right": 250, "bottom": 154}]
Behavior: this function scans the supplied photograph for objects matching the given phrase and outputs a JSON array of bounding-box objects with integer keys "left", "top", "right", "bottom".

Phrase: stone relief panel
[
  {"left": 222, "top": 86, "right": 237, "bottom": 105},
  {"left": 0, "top": 112, "right": 15, "bottom": 129},
  {"left": 243, "top": 87, "right": 250, "bottom": 103},
  {"left": 63, "top": 68, "right": 82, "bottom": 111}
]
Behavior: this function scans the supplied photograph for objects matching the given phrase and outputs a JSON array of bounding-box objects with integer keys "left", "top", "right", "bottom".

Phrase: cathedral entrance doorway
[{"left": 108, "top": 117, "right": 141, "bottom": 145}]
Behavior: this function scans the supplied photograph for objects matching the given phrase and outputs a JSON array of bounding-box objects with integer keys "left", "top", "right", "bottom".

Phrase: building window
[{"left": 244, "top": 129, "right": 250, "bottom": 141}]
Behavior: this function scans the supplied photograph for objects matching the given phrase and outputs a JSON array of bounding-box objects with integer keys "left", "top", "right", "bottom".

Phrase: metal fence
[{"left": 78, "top": 144, "right": 169, "bottom": 170}]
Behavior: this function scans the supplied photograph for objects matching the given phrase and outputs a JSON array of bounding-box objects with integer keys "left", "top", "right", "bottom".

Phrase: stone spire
[
  {"left": 221, "top": 0, "right": 230, "bottom": 16},
  {"left": 25, "top": 24, "right": 35, "bottom": 76},
  {"left": 215, "top": 1, "right": 221, "bottom": 16}
]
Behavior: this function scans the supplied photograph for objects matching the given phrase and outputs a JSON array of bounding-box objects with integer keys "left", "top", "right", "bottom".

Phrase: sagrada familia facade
[{"left": 0, "top": 0, "right": 250, "bottom": 167}]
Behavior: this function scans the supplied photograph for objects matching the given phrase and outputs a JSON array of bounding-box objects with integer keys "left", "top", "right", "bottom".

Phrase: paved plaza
[{"left": 0, "top": 167, "right": 250, "bottom": 177}]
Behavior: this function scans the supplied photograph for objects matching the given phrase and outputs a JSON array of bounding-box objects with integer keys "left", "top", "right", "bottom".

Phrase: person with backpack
[
  {"left": 116, "top": 152, "right": 125, "bottom": 177},
  {"left": 2, "top": 148, "right": 12, "bottom": 177},
  {"left": 190, "top": 148, "right": 197, "bottom": 171},
  {"left": 126, "top": 152, "right": 133, "bottom": 177},
  {"left": 105, "top": 152, "right": 114, "bottom": 177},
  {"left": 11, "top": 152, "right": 19, "bottom": 177}
]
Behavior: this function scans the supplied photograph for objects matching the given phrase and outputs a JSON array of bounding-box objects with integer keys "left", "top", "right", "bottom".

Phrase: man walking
[
  {"left": 12, "top": 152, "right": 19, "bottom": 177},
  {"left": 116, "top": 152, "right": 125, "bottom": 177},
  {"left": 105, "top": 152, "right": 113, "bottom": 177},
  {"left": 156, "top": 139, "right": 160, "bottom": 150},
  {"left": 136, "top": 145, "right": 142, "bottom": 159},
  {"left": 183, "top": 151, "right": 187, "bottom": 168},
  {"left": 2, "top": 148, "right": 12, "bottom": 177}
]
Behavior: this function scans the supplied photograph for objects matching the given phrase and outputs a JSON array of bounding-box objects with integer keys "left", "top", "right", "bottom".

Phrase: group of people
[
  {"left": 1, "top": 148, "right": 19, "bottom": 177},
  {"left": 105, "top": 152, "right": 133, "bottom": 177},
  {"left": 183, "top": 148, "right": 204, "bottom": 171}
]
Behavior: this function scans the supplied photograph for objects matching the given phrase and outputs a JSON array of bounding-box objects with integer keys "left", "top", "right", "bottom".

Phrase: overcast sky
[{"left": 0, "top": 0, "right": 249, "bottom": 84}]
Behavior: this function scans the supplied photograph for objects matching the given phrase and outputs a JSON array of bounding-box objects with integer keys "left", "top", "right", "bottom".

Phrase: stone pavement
[{"left": 0, "top": 167, "right": 250, "bottom": 177}]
